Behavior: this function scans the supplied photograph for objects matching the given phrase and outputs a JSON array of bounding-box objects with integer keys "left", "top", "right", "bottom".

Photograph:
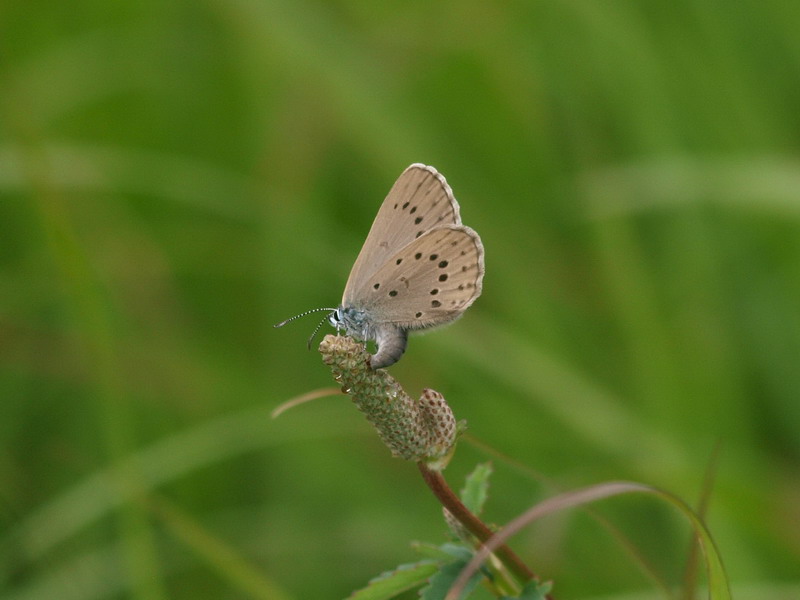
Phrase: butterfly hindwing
[{"left": 347, "top": 225, "right": 484, "bottom": 331}]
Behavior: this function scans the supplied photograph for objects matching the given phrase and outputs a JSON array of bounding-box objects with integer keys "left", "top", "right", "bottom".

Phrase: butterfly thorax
[{"left": 329, "top": 305, "right": 374, "bottom": 341}]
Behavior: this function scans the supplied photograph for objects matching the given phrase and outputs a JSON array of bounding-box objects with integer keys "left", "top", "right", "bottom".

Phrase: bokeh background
[{"left": 2, "top": 1, "right": 799, "bottom": 598}]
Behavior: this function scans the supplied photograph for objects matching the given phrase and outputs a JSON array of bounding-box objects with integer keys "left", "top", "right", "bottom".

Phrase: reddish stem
[{"left": 417, "top": 462, "right": 536, "bottom": 586}]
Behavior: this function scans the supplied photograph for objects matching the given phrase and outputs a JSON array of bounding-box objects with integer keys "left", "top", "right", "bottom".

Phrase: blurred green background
[{"left": 2, "top": 1, "right": 799, "bottom": 598}]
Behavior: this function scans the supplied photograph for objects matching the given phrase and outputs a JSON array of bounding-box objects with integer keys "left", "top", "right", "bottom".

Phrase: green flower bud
[{"left": 319, "top": 335, "right": 457, "bottom": 464}]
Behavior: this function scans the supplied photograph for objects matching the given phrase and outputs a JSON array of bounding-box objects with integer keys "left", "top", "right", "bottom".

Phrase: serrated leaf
[
  {"left": 347, "top": 561, "right": 439, "bottom": 600},
  {"left": 460, "top": 463, "right": 493, "bottom": 515},
  {"left": 420, "top": 559, "right": 483, "bottom": 600}
]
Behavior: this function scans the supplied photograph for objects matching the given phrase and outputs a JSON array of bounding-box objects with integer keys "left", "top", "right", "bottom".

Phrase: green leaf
[
  {"left": 347, "top": 561, "right": 439, "bottom": 600},
  {"left": 411, "top": 541, "right": 455, "bottom": 560},
  {"left": 438, "top": 543, "right": 476, "bottom": 562},
  {"left": 421, "top": 559, "right": 483, "bottom": 600},
  {"left": 502, "top": 580, "right": 552, "bottom": 600},
  {"left": 460, "top": 462, "right": 493, "bottom": 515},
  {"left": 412, "top": 541, "right": 474, "bottom": 563}
]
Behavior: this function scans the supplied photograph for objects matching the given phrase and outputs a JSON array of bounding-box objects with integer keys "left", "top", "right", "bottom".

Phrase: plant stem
[{"left": 417, "top": 462, "right": 536, "bottom": 586}]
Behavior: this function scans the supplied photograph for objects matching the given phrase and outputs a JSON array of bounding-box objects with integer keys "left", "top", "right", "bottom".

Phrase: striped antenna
[
  {"left": 274, "top": 307, "right": 337, "bottom": 328},
  {"left": 307, "top": 314, "right": 333, "bottom": 350}
]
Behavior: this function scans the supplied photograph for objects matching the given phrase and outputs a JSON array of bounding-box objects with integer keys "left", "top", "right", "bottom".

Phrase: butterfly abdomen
[{"left": 369, "top": 325, "right": 409, "bottom": 369}]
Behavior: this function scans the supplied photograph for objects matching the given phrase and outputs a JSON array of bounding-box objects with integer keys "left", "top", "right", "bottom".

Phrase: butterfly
[{"left": 277, "top": 164, "right": 484, "bottom": 369}]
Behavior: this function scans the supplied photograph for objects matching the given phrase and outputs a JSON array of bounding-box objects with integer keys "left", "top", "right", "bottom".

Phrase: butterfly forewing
[
  {"left": 349, "top": 225, "right": 484, "bottom": 330},
  {"left": 343, "top": 164, "right": 462, "bottom": 305}
]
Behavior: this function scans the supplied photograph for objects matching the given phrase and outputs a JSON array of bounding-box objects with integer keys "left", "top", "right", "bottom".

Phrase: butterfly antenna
[
  {"left": 274, "top": 307, "right": 337, "bottom": 328},
  {"left": 306, "top": 314, "right": 332, "bottom": 350}
]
